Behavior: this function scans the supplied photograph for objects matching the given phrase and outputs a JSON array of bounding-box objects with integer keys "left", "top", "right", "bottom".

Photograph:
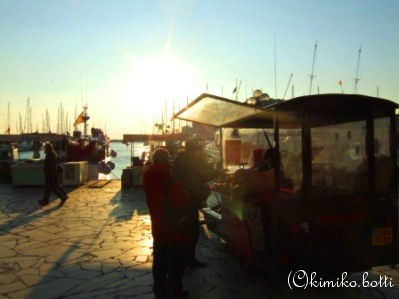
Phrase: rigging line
[
  {"left": 110, "top": 170, "right": 120, "bottom": 180},
  {"left": 283, "top": 73, "right": 293, "bottom": 100},
  {"left": 354, "top": 46, "right": 362, "bottom": 93},
  {"left": 309, "top": 41, "right": 318, "bottom": 95},
  {"left": 274, "top": 33, "right": 278, "bottom": 98}
]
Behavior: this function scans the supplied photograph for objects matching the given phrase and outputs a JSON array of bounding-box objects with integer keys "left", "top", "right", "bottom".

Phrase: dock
[{"left": 1, "top": 181, "right": 399, "bottom": 299}]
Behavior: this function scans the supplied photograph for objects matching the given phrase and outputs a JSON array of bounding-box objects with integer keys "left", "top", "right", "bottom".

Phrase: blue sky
[{"left": 1, "top": 0, "right": 398, "bottom": 138}]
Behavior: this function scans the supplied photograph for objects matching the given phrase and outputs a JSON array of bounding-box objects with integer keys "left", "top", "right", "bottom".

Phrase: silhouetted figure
[
  {"left": 32, "top": 139, "right": 41, "bottom": 159},
  {"left": 143, "top": 148, "right": 191, "bottom": 298},
  {"left": 38, "top": 143, "right": 68, "bottom": 206},
  {"left": 257, "top": 146, "right": 279, "bottom": 171},
  {"left": 172, "top": 141, "right": 218, "bottom": 267}
]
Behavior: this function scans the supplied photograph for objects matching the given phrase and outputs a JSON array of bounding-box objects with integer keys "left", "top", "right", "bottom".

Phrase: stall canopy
[
  {"left": 174, "top": 93, "right": 399, "bottom": 129},
  {"left": 173, "top": 93, "right": 268, "bottom": 128}
]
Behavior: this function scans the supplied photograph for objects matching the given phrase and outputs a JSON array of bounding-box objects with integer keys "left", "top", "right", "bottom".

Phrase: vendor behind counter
[{"left": 230, "top": 147, "right": 292, "bottom": 203}]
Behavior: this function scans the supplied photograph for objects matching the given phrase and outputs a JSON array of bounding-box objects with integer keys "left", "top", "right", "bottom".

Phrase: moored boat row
[{"left": 0, "top": 107, "right": 117, "bottom": 185}]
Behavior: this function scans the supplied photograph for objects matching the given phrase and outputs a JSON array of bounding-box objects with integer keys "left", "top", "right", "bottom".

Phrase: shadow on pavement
[
  {"left": 0, "top": 185, "right": 79, "bottom": 234},
  {"left": 108, "top": 187, "right": 149, "bottom": 222}
]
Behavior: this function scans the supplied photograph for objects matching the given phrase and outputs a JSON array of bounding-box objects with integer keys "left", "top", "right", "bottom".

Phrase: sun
[
  {"left": 109, "top": 53, "right": 201, "bottom": 131},
  {"left": 102, "top": 55, "right": 205, "bottom": 133}
]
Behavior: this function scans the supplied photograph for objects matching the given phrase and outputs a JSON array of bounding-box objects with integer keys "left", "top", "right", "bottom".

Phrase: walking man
[{"left": 38, "top": 143, "right": 68, "bottom": 206}]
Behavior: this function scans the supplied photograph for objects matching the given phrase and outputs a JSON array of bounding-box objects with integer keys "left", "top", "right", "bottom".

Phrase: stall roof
[
  {"left": 267, "top": 93, "right": 399, "bottom": 112},
  {"left": 173, "top": 93, "right": 265, "bottom": 127},
  {"left": 122, "top": 133, "right": 185, "bottom": 143},
  {"left": 174, "top": 93, "right": 399, "bottom": 129}
]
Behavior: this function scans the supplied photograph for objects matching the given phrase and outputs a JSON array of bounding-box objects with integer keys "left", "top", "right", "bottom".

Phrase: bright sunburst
[
  {"left": 133, "top": 55, "right": 197, "bottom": 109},
  {"left": 108, "top": 53, "right": 201, "bottom": 132}
]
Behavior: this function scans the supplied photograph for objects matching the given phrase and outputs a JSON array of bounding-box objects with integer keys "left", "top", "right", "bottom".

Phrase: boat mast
[
  {"left": 74, "top": 103, "right": 77, "bottom": 132},
  {"left": 24, "top": 98, "right": 31, "bottom": 133},
  {"left": 7, "top": 102, "right": 10, "bottom": 134},
  {"left": 274, "top": 33, "right": 278, "bottom": 98},
  {"left": 60, "top": 103, "right": 64, "bottom": 134},
  {"left": 46, "top": 109, "right": 50, "bottom": 133},
  {"left": 30, "top": 106, "right": 32, "bottom": 133},
  {"left": 57, "top": 105, "right": 60, "bottom": 134},
  {"left": 65, "top": 112, "right": 69, "bottom": 134},
  {"left": 83, "top": 105, "right": 89, "bottom": 136},
  {"left": 165, "top": 100, "right": 168, "bottom": 133},
  {"left": 354, "top": 46, "right": 362, "bottom": 93},
  {"left": 18, "top": 113, "right": 22, "bottom": 134},
  {"left": 172, "top": 99, "right": 175, "bottom": 134},
  {"left": 82, "top": 76, "right": 90, "bottom": 136},
  {"left": 41, "top": 111, "right": 45, "bottom": 133},
  {"left": 308, "top": 41, "right": 318, "bottom": 95},
  {"left": 180, "top": 104, "right": 184, "bottom": 132}
]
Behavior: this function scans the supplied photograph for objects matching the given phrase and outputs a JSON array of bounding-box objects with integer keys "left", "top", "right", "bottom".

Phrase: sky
[{"left": 1, "top": 0, "right": 398, "bottom": 139}]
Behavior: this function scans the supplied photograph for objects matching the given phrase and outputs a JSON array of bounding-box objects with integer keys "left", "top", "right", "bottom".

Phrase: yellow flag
[{"left": 73, "top": 112, "right": 85, "bottom": 126}]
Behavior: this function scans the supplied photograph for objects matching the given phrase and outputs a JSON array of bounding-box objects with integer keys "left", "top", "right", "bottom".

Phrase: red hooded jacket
[{"left": 143, "top": 162, "right": 191, "bottom": 244}]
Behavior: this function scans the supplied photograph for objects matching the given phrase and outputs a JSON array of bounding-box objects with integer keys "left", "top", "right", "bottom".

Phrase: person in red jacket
[{"left": 143, "top": 148, "right": 191, "bottom": 299}]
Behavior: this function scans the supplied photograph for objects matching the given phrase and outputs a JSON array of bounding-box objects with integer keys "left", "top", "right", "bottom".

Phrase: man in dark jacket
[
  {"left": 38, "top": 143, "right": 68, "bottom": 206},
  {"left": 172, "top": 141, "right": 218, "bottom": 267},
  {"left": 143, "top": 148, "right": 191, "bottom": 298}
]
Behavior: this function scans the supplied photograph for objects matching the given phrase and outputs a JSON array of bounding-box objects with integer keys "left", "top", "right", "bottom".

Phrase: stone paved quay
[{"left": 1, "top": 180, "right": 399, "bottom": 299}]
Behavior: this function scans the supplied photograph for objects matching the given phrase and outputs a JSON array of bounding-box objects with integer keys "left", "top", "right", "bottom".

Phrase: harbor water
[{"left": 18, "top": 141, "right": 145, "bottom": 180}]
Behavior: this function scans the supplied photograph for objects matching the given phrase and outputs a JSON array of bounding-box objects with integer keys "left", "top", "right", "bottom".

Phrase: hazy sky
[{"left": 1, "top": 0, "right": 398, "bottom": 138}]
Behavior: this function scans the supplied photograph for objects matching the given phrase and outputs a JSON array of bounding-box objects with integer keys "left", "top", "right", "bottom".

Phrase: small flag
[
  {"left": 232, "top": 86, "right": 237, "bottom": 93},
  {"left": 73, "top": 111, "right": 85, "bottom": 126},
  {"left": 338, "top": 80, "right": 343, "bottom": 86}
]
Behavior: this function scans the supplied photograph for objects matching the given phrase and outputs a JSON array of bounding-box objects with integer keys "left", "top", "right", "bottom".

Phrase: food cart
[{"left": 174, "top": 93, "right": 398, "bottom": 274}]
